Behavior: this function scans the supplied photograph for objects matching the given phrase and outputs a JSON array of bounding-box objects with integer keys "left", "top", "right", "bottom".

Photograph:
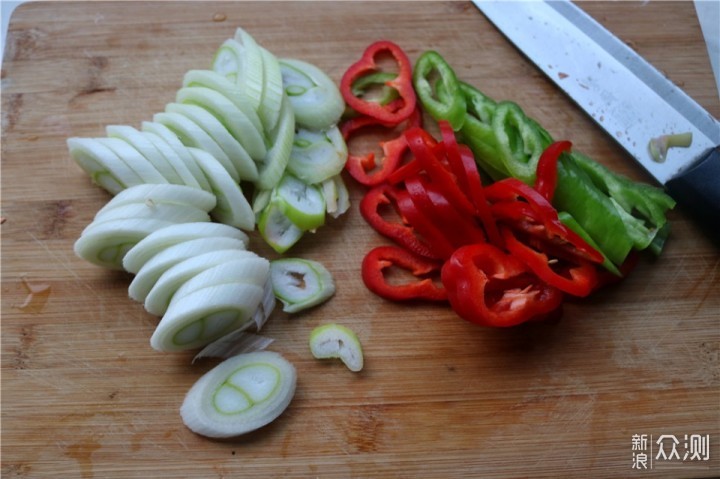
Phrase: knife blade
[{"left": 473, "top": 0, "right": 720, "bottom": 242}]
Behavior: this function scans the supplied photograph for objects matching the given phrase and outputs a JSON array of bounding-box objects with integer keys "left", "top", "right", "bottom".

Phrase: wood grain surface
[{"left": 2, "top": 2, "right": 718, "bottom": 478}]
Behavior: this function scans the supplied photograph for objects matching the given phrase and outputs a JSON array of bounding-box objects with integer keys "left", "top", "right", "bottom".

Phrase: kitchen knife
[{"left": 473, "top": 0, "right": 720, "bottom": 243}]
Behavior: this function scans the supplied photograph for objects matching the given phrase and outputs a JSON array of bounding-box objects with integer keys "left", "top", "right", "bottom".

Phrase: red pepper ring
[
  {"left": 441, "top": 243, "right": 564, "bottom": 327},
  {"left": 342, "top": 105, "right": 422, "bottom": 186},
  {"left": 535, "top": 140, "right": 572, "bottom": 201},
  {"left": 361, "top": 245, "right": 448, "bottom": 302},
  {"left": 501, "top": 227, "right": 599, "bottom": 298},
  {"left": 359, "top": 183, "right": 439, "bottom": 259},
  {"left": 340, "top": 40, "right": 417, "bottom": 125}
]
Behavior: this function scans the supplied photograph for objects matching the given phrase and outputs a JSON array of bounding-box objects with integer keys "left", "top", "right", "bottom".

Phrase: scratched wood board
[{"left": 1, "top": 2, "right": 718, "bottom": 478}]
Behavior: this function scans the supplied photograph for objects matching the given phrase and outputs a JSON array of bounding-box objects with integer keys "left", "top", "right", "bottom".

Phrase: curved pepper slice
[
  {"left": 438, "top": 120, "right": 503, "bottom": 247},
  {"left": 404, "top": 126, "right": 476, "bottom": 216},
  {"left": 412, "top": 50, "right": 467, "bottom": 130},
  {"left": 342, "top": 105, "right": 422, "bottom": 186},
  {"left": 362, "top": 245, "right": 447, "bottom": 301},
  {"left": 486, "top": 177, "right": 604, "bottom": 264},
  {"left": 535, "top": 140, "right": 572, "bottom": 202},
  {"left": 501, "top": 227, "right": 599, "bottom": 297},
  {"left": 405, "top": 174, "right": 487, "bottom": 250},
  {"left": 441, "top": 243, "right": 564, "bottom": 327},
  {"left": 340, "top": 40, "right": 417, "bottom": 125},
  {"left": 359, "top": 183, "right": 438, "bottom": 259}
]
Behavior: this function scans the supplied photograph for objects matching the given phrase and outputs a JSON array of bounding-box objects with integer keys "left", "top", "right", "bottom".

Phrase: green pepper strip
[{"left": 412, "top": 50, "right": 467, "bottom": 130}]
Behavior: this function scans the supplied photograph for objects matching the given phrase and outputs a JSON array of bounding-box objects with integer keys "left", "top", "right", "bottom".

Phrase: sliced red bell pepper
[
  {"left": 404, "top": 126, "right": 476, "bottom": 216},
  {"left": 501, "top": 227, "right": 599, "bottom": 297},
  {"left": 535, "top": 140, "right": 572, "bottom": 202},
  {"left": 340, "top": 40, "right": 417, "bottom": 125},
  {"left": 441, "top": 243, "right": 564, "bottom": 327},
  {"left": 362, "top": 245, "right": 447, "bottom": 301},
  {"left": 404, "top": 174, "right": 487, "bottom": 248},
  {"left": 342, "top": 105, "right": 422, "bottom": 186},
  {"left": 486, "top": 177, "right": 604, "bottom": 264},
  {"left": 394, "top": 187, "right": 458, "bottom": 260},
  {"left": 359, "top": 183, "right": 438, "bottom": 259}
]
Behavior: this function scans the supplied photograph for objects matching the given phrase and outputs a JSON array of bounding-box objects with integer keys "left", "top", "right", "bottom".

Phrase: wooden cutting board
[{"left": 2, "top": 2, "right": 718, "bottom": 477}]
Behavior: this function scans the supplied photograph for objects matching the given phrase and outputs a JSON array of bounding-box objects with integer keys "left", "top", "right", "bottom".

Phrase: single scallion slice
[
  {"left": 309, "top": 323, "right": 364, "bottom": 372},
  {"left": 269, "top": 258, "right": 335, "bottom": 313},
  {"left": 273, "top": 173, "right": 326, "bottom": 231},
  {"left": 180, "top": 351, "right": 297, "bottom": 438},
  {"left": 279, "top": 58, "right": 345, "bottom": 131},
  {"left": 286, "top": 126, "right": 347, "bottom": 185}
]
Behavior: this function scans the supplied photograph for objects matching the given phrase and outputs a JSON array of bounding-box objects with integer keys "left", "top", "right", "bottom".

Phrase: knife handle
[{"left": 665, "top": 146, "right": 720, "bottom": 247}]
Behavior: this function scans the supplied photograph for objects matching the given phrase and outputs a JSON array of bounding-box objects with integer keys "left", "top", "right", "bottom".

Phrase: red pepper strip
[
  {"left": 404, "top": 126, "right": 476, "bottom": 216},
  {"left": 595, "top": 250, "right": 640, "bottom": 290},
  {"left": 438, "top": 120, "right": 470, "bottom": 193},
  {"left": 362, "top": 245, "right": 447, "bottom": 301},
  {"left": 501, "top": 227, "right": 599, "bottom": 297},
  {"left": 405, "top": 174, "right": 487, "bottom": 248},
  {"left": 340, "top": 40, "right": 417, "bottom": 125},
  {"left": 395, "top": 187, "right": 457, "bottom": 260},
  {"left": 359, "top": 183, "right": 439, "bottom": 259},
  {"left": 441, "top": 243, "right": 564, "bottom": 327},
  {"left": 342, "top": 106, "right": 422, "bottom": 186},
  {"left": 486, "top": 178, "right": 604, "bottom": 264},
  {"left": 457, "top": 144, "right": 504, "bottom": 248},
  {"left": 386, "top": 140, "right": 445, "bottom": 185},
  {"left": 535, "top": 140, "right": 572, "bottom": 202}
]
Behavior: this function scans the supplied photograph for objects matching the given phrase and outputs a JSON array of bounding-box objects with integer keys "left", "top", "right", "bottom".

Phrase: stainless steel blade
[{"left": 474, "top": 0, "right": 720, "bottom": 185}]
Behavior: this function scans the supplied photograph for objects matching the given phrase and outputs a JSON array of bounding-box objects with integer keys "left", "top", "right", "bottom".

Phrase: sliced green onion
[
  {"left": 309, "top": 323, "right": 364, "bottom": 372},
  {"left": 273, "top": 173, "right": 326, "bottom": 231},
  {"left": 257, "top": 200, "right": 305, "bottom": 254},
  {"left": 180, "top": 351, "right": 297, "bottom": 438},
  {"left": 232, "top": 28, "right": 266, "bottom": 113},
  {"left": 94, "top": 184, "right": 216, "bottom": 218},
  {"left": 183, "top": 66, "right": 264, "bottom": 145},
  {"left": 123, "top": 221, "right": 249, "bottom": 274},
  {"left": 141, "top": 121, "right": 212, "bottom": 191},
  {"left": 93, "top": 201, "right": 210, "bottom": 225},
  {"left": 286, "top": 126, "right": 347, "bottom": 185},
  {"left": 67, "top": 137, "right": 142, "bottom": 195},
  {"left": 255, "top": 95, "right": 295, "bottom": 191},
  {"left": 176, "top": 86, "right": 266, "bottom": 162},
  {"left": 139, "top": 129, "right": 204, "bottom": 190},
  {"left": 144, "top": 250, "right": 266, "bottom": 316},
  {"left": 165, "top": 102, "right": 257, "bottom": 182},
  {"left": 74, "top": 218, "right": 175, "bottom": 270},
  {"left": 106, "top": 125, "right": 184, "bottom": 185},
  {"left": 269, "top": 258, "right": 335, "bottom": 313},
  {"left": 188, "top": 147, "right": 255, "bottom": 231},
  {"left": 649, "top": 131, "right": 693, "bottom": 163},
  {"left": 150, "top": 282, "right": 263, "bottom": 352},
  {"left": 129, "top": 237, "right": 248, "bottom": 302},
  {"left": 258, "top": 47, "right": 284, "bottom": 134},
  {"left": 95, "top": 137, "right": 169, "bottom": 185},
  {"left": 154, "top": 111, "right": 239, "bottom": 183},
  {"left": 321, "top": 174, "right": 350, "bottom": 219},
  {"left": 279, "top": 57, "right": 344, "bottom": 130}
]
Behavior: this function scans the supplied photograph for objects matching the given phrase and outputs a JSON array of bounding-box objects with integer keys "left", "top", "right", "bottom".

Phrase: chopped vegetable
[
  {"left": 441, "top": 242, "right": 564, "bottom": 327},
  {"left": 309, "top": 323, "right": 364, "bottom": 372},
  {"left": 412, "top": 50, "right": 466, "bottom": 130},
  {"left": 270, "top": 258, "right": 335, "bottom": 313},
  {"left": 180, "top": 351, "right": 297, "bottom": 438},
  {"left": 649, "top": 131, "right": 693, "bottom": 163},
  {"left": 340, "top": 40, "right": 417, "bottom": 125},
  {"left": 286, "top": 127, "right": 347, "bottom": 185},
  {"left": 279, "top": 58, "right": 345, "bottom": 130},
  {"left": 361, "top": 245, "right": 447, "bottom": 302},
  {"left": 411, "top": 49, "right": 676, "bottom": 268}
]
